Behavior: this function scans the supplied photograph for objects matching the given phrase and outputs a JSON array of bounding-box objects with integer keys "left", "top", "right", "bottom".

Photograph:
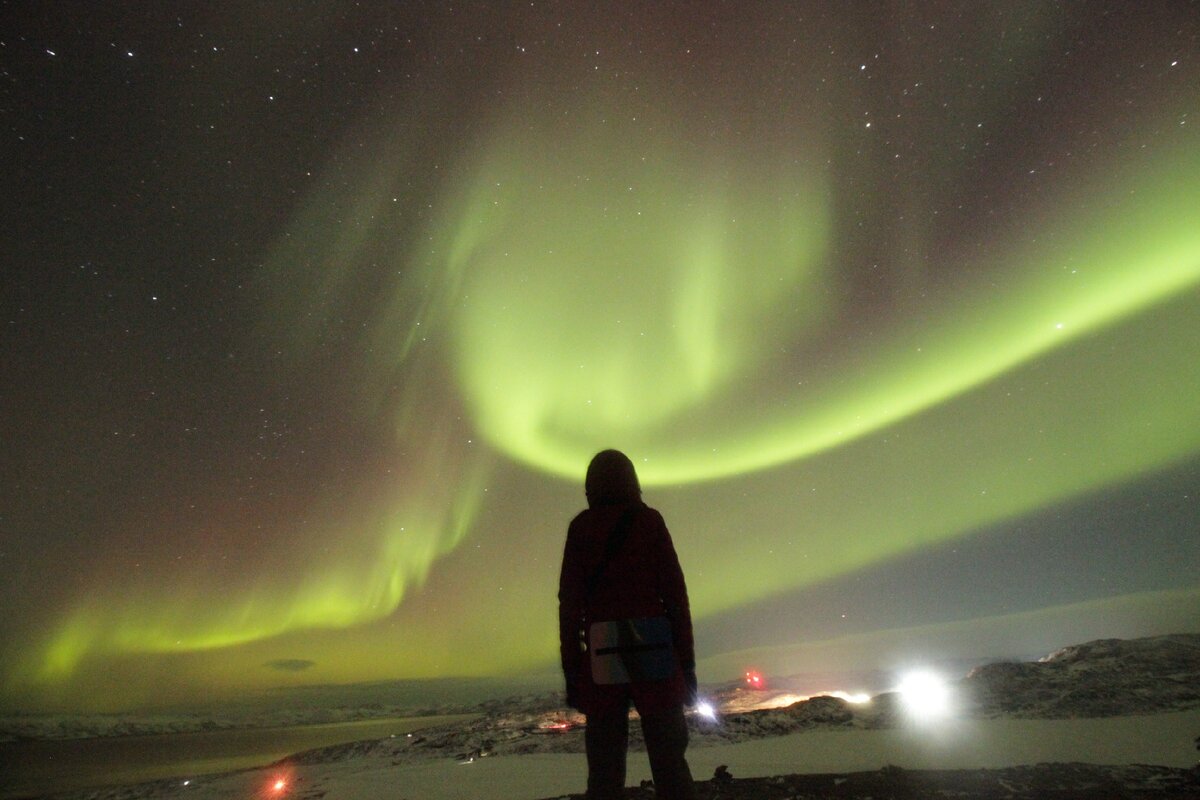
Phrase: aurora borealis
[{"left": 2, "top": 2, "right": 1198, "bottom": 712}]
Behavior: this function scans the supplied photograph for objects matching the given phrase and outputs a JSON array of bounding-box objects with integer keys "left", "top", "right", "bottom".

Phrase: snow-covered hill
[{"left": 962, "top": 633, "right": 1200, "bottom": 718}]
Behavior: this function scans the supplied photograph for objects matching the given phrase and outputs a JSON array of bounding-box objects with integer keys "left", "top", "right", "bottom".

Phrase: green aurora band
[{"left": 449, "top": 131, "right": 1200, "bottom": 483}]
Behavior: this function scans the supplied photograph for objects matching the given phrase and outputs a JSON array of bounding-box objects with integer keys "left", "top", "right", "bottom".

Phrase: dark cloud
[{"left": 265, "top": 659, "right": 317, "bottom": 673}]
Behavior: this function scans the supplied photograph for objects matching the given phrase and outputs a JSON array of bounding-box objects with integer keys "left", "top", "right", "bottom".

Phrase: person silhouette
[{"left": 558, "top": 449, "right": 698, "bottom": 800}]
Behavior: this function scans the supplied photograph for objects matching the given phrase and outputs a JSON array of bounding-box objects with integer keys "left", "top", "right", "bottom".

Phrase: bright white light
[
  {"left": 696, "top": 701, "right": 716, "bottom": 719},
  {"left": 897, "top": 670, "right": 951, "bottom": 719}
]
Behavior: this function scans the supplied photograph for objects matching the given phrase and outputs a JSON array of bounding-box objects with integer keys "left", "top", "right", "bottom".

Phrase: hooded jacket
[{"left": 558, "top": 501, "right": 695, "bottom": 716}]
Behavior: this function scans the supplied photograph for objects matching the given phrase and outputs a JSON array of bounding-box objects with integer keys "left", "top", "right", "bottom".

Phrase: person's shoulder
[
  {"left": 637, "top": 504, "right": 667, "bottom": 527},
  {"left": 567, "top": 507, "right": 594, "bottom": 529}
]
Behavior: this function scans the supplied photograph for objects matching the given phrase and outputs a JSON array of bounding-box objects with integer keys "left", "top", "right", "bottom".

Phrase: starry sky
[{"left": 2, "top": 2, "right": 1198, "bottom": 713}]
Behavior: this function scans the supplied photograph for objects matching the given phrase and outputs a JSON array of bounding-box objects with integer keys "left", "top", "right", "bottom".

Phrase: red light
[
  {"left": 744, "top": 670, "right": 766, "bottom": 689},
  {"left": 259, "top": 769, "right": 294, "bottom": 798}
]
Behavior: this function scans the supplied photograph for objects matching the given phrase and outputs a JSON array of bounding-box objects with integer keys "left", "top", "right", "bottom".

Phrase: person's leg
[
  {"left": 585, "top": 708, "right": 629, "bottom": 800},
  {"left": 640, "top": 705, "right": 697, "bottom": 800}
]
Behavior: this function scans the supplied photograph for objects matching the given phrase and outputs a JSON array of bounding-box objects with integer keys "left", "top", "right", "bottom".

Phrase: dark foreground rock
[{"left": 541, "top": 763, "right": 1200, "bottom": 799}]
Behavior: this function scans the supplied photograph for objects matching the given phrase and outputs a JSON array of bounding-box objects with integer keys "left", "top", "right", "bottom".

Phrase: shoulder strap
[{"left": 583, "top": 506, "right": 640, "bottom": 602}]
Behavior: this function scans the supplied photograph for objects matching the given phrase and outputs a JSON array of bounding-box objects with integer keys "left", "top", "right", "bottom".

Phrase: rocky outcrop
[{"left": 963, "top": 634, "right": 1200, "bottom": 717}]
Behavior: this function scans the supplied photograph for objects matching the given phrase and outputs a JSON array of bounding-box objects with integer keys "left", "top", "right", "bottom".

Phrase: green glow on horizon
[{"left": 21, "top": 455, "right": 489, "bottom": 686}]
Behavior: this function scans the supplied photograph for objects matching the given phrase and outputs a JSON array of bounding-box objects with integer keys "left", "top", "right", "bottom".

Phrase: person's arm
[
  {"left": 557, "top": 520, "right": 586, "bottom": 705},
  {"left": 653, "top": 512, "right": 696, "bottom": 695}
]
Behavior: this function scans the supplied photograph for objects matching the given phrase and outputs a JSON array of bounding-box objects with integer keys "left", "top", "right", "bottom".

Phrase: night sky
[{"left": 2, "top": 2, "right": 1198, "bottom": 713}]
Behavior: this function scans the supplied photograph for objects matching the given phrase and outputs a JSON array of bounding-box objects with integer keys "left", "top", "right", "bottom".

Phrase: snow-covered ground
[
  {"left": 8, "top": 634, "right": 1200, "bottom": 799},
  {"left": 44, "top": 710, "right": 1200, "bottom": 800}
]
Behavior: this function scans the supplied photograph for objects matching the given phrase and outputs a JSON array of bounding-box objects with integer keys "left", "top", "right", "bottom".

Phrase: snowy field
[{"left": 41, "top": 710, "right": 1200, "bottom": 800}]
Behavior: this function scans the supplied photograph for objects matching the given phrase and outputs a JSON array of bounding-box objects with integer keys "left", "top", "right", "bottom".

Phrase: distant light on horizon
[
  {"left": 897, "top": 670, "right": 953, "bottom": 720},
  {"left": 735, "top": 688, "right": 872, "bottom": 713},
  {"left": 825, "top": 690, "right": 871, "bottom": 704},
  {"left": 763, "top": 693, "right": 807, "bottom": 709}
]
